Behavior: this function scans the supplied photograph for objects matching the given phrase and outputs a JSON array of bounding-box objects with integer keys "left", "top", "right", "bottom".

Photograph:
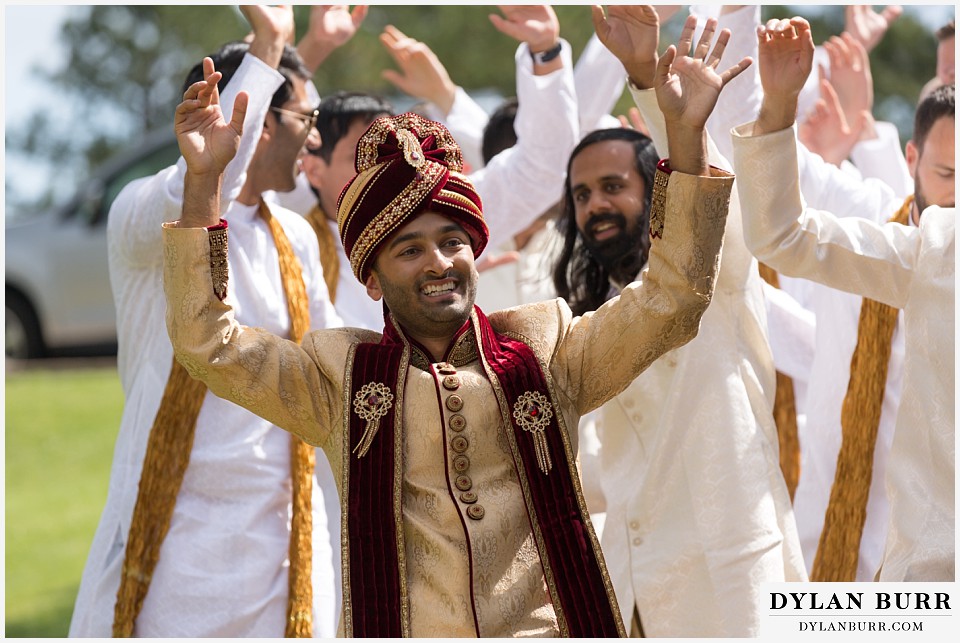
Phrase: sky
[
  {"left": 4, "top": 3, "right": 73, "bottom": 209},
  {"left": 2, "top": 2, "right": 957, "bottom": 214}
]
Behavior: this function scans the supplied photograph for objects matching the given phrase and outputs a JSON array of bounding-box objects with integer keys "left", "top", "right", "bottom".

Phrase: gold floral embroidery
[
  {"left": 650, "top": 168, "right": 670, "bottom": 239},
  {"left": 352, "top": 382, "right": 394, "bottom": 457},
  {"left": 408, "top": 329, "right": 479, "bottom": 372},
  {"left": 208, "top": 226, "right": 229, "bottom": 301}
]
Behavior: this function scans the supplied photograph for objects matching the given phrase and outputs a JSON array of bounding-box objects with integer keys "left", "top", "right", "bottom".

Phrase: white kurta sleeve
[
  {"left": 732, "top": 123, "right": 922, "bottom": 310},
  {"left": 762, "top": 280, "right": 816, "bottom": 382},
  {"left": 797, "top": 137, "right": 903, "bottom": 224},
  {"left": 469, "top": 40, "right": 579, "bottom": 250},
  {"left": 172, "top": 54, "right": 283, "bottom": 213},
  {"left": 111, "top": 53, "right": 283, "bottom": 267},
  {"left": 426, "top": 87, "right": 490, "bottom": 171},
  {"left": 693, "top": 4, "right": 764, "bottom": 165},
  {"left": 849, "top": 120, "right": 914, "bottom": 197},
  {"left": 574, "top": 34, "right": 627, "bottom": 135}
]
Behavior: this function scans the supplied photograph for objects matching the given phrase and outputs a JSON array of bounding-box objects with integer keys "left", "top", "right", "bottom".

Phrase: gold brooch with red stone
[
  {"left": 352, "top": 382, "right": 394, "bottom": 458},
  {"left": 513, "top": 391, "right": 554, "bottom": 474}
]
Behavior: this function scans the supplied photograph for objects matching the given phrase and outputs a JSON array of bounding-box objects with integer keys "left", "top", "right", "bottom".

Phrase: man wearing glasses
[{"left": 70, "top": 7, "right": 342, "bottom": 638}]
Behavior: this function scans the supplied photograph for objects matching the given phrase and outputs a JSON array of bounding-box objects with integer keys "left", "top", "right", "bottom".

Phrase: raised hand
[
  {"left": 797, "top": 77, "right": 865, "bottom": 166},
  {"left": 755, "top": 16, "right": 815, "bottom": 136},
  {"left": 616, "top": 106, "right": 652, "bottom": 137},
  {"left": 822, "top": 32, "right": 873, "bottom": 127},
  {"left": 758, "top": 17, "right": 815, "bottom": 98},
  {"left": 297, "top": 5, "right": 368, "bottom": 73},
  {"left": 591, "top": 4, "right": 660, "bottom": 88},
  {"left": 174, "top": 57, "right": 247, "bottom": 178},
  {"left": 489, "top": 5, "right": 560, "bottom": 53},
  {"left": 241, "top": 4, "right": 295, "bottom": 68},
  {"left": 844, "top": 4, "right": 902, "bottom": 53},
  {"left": 379, "top": 25, "right": 457, "bottom": 114},
  {"left": 655, "top": 15, "right": 753, "bottom": 130}
]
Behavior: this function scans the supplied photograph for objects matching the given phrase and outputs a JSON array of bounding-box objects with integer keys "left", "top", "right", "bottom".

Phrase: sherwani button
[
  {"left": 455, "top": 474, "right": 472, "bottom": 491},
  {"left": 460, "top": 491, "right": 478, "bottom": 504},
  {"left": 449, "top": 414, "right": 467, "bottom": 432},
  {"left": 451, "top": 436, "right": 469, "bottom": 453},
  {"left": 437, "top": 362, "right": 457, "bottom": 375},
  {"left": 445, "top": 394, "right": 464, "bottom": 412},
  {"left": 453, "top": 455, "right": 470, "bottom": 473},
  {"left": 466, "top": 504, "right": 485, "bottom": 520},
  {"left": 442, "top": 375, "right": 461, "bottom": 390}
]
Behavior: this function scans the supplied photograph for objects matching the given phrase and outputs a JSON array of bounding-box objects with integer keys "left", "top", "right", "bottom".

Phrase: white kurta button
[
  {"left": 632, "top": 537, "right": 642, "bottom": 546},
  {"left": 630, "top": 520, "right": 640, "bottom": 530}
]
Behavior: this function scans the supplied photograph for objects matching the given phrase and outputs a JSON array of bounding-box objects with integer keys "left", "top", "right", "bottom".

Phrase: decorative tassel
[{"left": 513, "top": 391, "right": 554, "bottom": 474}]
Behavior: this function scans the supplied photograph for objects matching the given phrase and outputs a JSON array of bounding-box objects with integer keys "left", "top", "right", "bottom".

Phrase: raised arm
[
  {"left": 593, "top": 5, "right": 751, "bottom": 175},
  {"left": 378, "top": 25, "right": 488, "bottom": 169},
  {"left": 163, "top": 59, "right": 348, "bottom": 448},
  {"left": 844, "top": 4, "right": 902, "bottom": 54},
  {"left": 555, "top": 9, "right": 744, "bottom": 413},
  {"left": 296, "top": 5, "right": 368, "bottom": 75},
  {"left": 112, "top": 7, "right": 288, "bottom": 266},
  {"left": 470, "top": 4, "right": 579, "bottom": 249},
  {"left": 753, "top": 17, "right": 816, "bottom": 135},
  {"left": 732, "top": 18, "right": 927, "bottom": 309},
  {"left": 174, "top": 57, "right": 247, "bottom": 228}
]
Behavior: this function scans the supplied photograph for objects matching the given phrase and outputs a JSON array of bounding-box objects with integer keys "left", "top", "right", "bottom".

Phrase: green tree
[{"left": 6, "top": 5, "right": 243, "bottom": 212}]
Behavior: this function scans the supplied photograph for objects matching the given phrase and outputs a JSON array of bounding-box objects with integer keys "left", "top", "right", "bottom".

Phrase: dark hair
[
  {"left": 913, "top": 83, "right": 955, "bottom": 152},
  {"left": 936, "top": 20, "right": 954, "bottom": 41},
  {"left": 181, "top": 42, "right": 311, "bottom": 112},
  {"left": 312, "top": 91, "right": 394, "bottom": 163},
  {"left": 181, "top": 41, "right": 249, "bottom": 96},
  {"left": 481, "top": 97, "right": 519, "bottom": 165},
  {"left": 552, "top": 128, "right": 659, "bottom": 317}
]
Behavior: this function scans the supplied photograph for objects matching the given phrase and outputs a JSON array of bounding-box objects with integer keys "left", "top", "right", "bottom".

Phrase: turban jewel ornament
[{"left": 337, "top": 112, "right": 488, "bottom": 282}]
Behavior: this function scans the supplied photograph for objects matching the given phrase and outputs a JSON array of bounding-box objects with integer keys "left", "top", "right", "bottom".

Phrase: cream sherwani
[
  {"left": 70, "top": 55, "right": 343, "bottom": 637},
  {"left": 587, "top": 86, "right": 807, "bottom": 638},
  {"left": 733, "top": 123, "right": 955, "bottom": 582},
  {"left": 161, "top": 168, "right": 733, "bottom": 636}
]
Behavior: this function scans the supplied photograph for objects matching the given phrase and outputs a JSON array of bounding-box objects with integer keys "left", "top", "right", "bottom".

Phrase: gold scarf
[
  {"left": 758, "top": 263, "right": 802, "bottom": 502},
  {"left": 811, "top": 195, "right": 912, "bottom": 582},
  {"left": 305, "top": 205, "right": 340, "bottom": 304},
  {"left": 113, "top": 200, "right": 315, "bottom": 637}
]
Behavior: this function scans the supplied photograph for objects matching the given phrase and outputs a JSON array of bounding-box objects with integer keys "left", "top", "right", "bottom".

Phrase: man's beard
[
  {"left": 913, "top": 172, "right": 929, "bottom": 223},
  {"left": 581, "top": 212, "right": 646, "bottom": 277},
  {"left": 378, "top": 266, "right": 477, "bottom": 334}
]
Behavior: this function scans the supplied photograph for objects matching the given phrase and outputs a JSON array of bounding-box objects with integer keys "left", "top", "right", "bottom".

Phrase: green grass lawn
[{"left": 5, "top": 363, "right": 123, "bottom": 638}]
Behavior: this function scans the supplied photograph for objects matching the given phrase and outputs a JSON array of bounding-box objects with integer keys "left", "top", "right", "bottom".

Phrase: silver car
[{"left": 5, "top": 129, "right": 180, "bottom": 358}]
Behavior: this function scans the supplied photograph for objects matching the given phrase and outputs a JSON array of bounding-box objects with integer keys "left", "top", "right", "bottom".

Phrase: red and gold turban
[{"left": 337, "top": 113, "right": 488, "bottom": 282}]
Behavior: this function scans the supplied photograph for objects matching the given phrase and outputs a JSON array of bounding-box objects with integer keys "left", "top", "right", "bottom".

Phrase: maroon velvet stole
[{"left": 344, "top": 307, "right": 622, "bottom": 638}]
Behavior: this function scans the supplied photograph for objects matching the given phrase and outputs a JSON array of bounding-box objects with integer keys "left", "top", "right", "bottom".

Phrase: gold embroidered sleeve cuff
[
  {"left": 650, "top": 160, "right": 734, "bottom": 240},
  {"left": 207, "top": 220, "right": 229, "bottom": 301},
  {"left": 650, "top": 160, "right": 672, "bottom": 239}
]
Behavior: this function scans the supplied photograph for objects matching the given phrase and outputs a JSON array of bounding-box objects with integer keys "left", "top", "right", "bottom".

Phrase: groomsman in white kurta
[
  {"left": 71, "top": 9, "right": 343, "bottom": 637},
  {"left": 556, "top": 8, "right": 806, "bottom": 637},
  {"left": 731, "top": 17, "right": 954, "bottom": 582}
]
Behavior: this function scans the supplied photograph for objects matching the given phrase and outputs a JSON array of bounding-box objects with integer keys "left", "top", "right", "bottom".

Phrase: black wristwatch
[{"left": 530, "top": 41, "right": 562, "bottom": 65}]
